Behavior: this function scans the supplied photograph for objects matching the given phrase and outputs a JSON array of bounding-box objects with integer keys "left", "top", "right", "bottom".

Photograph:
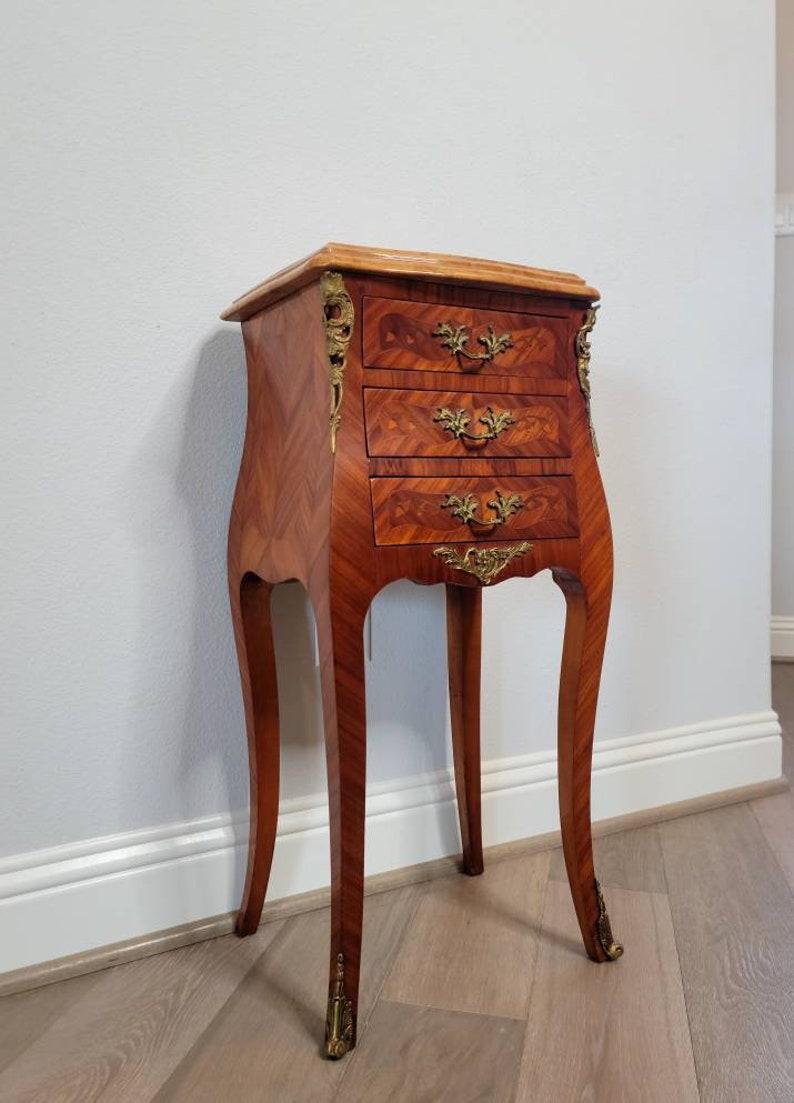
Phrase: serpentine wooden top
[{"left": 220, "top": 243, "right": 599, "bottom": 321}]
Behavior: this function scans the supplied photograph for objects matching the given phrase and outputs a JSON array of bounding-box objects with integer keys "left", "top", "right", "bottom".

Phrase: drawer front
[
  {"left": 364, "top": 387, "right": 570, "bottom": 458},
  {"left": 370, "top": 477, "right": 578, "bottom": 546},
  {"left": 363, "top": 296, "right": 569, "bottom": 379},
  {"left": 363, "top": 297, "right": 569, "bottom": 379}
]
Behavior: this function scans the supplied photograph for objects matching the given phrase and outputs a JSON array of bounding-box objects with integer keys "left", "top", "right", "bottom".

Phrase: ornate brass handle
[
  {"left": 441, "top": 490, "right": 525, "bottom": 535},
  {"left": 433, "top": 541, "right": 532, "bottom": 585},
  {"left": 433, "top": 405, "right": 515, "bottom": 449},
  {"left": 433, "top": 322, "right": 513, "bottom": 372}
]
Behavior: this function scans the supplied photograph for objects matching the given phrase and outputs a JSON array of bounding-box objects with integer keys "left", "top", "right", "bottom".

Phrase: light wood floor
[{"left": 2, "top": 666, "right": 793, "bottom": 1102}]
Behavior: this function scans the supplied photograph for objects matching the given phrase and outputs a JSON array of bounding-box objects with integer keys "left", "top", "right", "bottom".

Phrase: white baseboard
[
  {"left": 0, "top": 709, "right": 782, "bottom": 974},
  {"left": 772, "top": 616, "right": 794, "bottom": 660}
]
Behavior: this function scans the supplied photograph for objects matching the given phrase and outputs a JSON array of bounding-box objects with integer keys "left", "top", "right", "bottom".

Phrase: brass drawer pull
[
  {"left": 433, "top": 405, "right": 515, "bottom": 448},
  {"left": 433, "top": 322, "right": 512, "bottom": 371},
  {"left": 441, "top": 490, "right": 525, "bottom": 535},
  {"left": 433, "top": 541, "right": 532, "bottom": 585}
]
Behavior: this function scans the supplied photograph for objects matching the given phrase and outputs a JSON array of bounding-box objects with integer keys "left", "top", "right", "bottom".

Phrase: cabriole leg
[
  {"left": 232, "top": 573, "right": 281, "bottom": 937},
  {"left": 316, "top": 594, "right": 368, "bottom": 1059},
  {"left": 445, "top": 583, "right": 484, "bottom": 876},
  {"left": 553, "top": 567, "right": 623, "bottom": 964}
]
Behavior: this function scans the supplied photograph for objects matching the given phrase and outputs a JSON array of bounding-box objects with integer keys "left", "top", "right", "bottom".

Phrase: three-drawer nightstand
[{"left": 221, "top": 243, "right": 622, "bottom": 1059}]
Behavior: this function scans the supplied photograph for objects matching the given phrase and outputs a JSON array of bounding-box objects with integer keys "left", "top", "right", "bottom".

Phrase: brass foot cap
[
  {"left": 325, "top": 953, "right": 354, "bottom": 1060},
  {"left": 601, "top": 939, "right": 624, "bottom": 962},
  {"left": 594, "top": 878, "right": 624, "bottom": 962},
  {"left": 324, "top": 1037, "right": 352, "bottom": 1060}
]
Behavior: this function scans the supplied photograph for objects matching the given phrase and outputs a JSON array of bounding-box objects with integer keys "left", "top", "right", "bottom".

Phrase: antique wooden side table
[{"left": 221, "top": 243, "right": 622, "bottom": 1059}]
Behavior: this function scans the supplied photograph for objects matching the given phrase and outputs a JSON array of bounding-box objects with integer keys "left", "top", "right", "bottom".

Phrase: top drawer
[{"left": 363, "top": 296, "right": 569, "bottom": 379}]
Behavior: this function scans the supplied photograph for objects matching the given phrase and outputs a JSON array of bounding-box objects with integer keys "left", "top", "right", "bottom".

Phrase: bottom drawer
[{"left": 370, "top": 476, "right": 578, "bottom": 546}]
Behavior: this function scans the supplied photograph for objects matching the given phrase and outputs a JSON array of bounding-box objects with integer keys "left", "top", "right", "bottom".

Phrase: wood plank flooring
[
  {"left": 660, "top": 803, "right": 794, "bottom": 1101},
  {"left": 1, "top": 664, "right": 792, "bottom": 1102},
  {"left": 515, "top": 882, "right": 698, "bottom": 1102},
  {"left": 382, "top": 850, "right": 549, "bottom": 1019}
]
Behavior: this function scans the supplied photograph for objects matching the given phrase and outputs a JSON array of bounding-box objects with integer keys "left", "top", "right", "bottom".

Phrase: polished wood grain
[
  {"left": 234, "top": 576, "right": 280, "bottom": 936},
  {"left": 363, "top": 387, "right": 570, "bottom": 458},
  {"left": 227, "top": 284, "right": 331, "bottom": 966},
  {"left": 549, "top": 303, "right": 617, "bottom": 963},
  {"left": 370, "top": 476, "right": 578, "bottom": 545},
  {"left": 515, "top": 882, "right": 698, "bottom": 1102},
  {"left": 363, "top": 295, "right": 569, "bottom": 378},
  {"left": 227, "top": 280, "right": 358, "bottom": 1054},
  {"left": 446, "top": 584, "right": 483, "bottom": 875},
  {"left": 225, "top": 254, "right": 617, "bottom": 1055},
  {"left": 660, "top": 803, "right": 794, "bottom": 1101},
  {"left": 364, "top": 365, "right": 569, "bottom": 397},
  {"left": 382, "top": 851, "right": 549, "bottom": 1019},
  {"left": 220, "top": 242, "right": 598, "bottom": 321},
  {"left": 368, "top": 455, "right": 574, "bottom": 477}
]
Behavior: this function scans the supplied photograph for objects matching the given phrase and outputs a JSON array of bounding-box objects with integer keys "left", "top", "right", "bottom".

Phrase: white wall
[
  {"left": 774, "top": 240, "right": 794, "bottom": 620},
  {"left": 773, "top": 0, "right": 794, "bottom": 651},
  {"left": 779, "top": 0, "right": 794, "bottom": 189},
  {"left": 1, "top": 1, "right": 779, "bottom": 969}
]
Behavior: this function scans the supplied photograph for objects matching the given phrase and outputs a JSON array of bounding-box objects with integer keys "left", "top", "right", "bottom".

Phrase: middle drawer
[
  {"left": 370, "top": 476, "right": 578, "bottom": 545},
  {"left": 364, "top": 387, "right": 570, "bottom": 458}
]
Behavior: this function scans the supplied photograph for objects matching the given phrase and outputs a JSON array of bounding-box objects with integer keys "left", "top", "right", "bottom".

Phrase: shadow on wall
[
  {"left": 123, "top": 329, "right": 249, "bottom": 915},
  {"left": 122, "top": 328, "right": 455, "bottom": 913},
  {"left": 171, "top": 330, "right": 248, "bottom": 851}
]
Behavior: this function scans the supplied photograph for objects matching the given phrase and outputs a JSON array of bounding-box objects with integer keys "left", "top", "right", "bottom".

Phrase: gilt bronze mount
[
  {"left": 432, "top": 540, "right": 532, "bottom": 584},
  {"left": 575, "top": 305, "right": 600, "bottom": 455},
  {"left": 325, "top": 953, "right": 354, "bottom": 1059},
  {"left": 594, "top": 879, "right": 624, "bottom": 961},
  {"left": 321, "top": 271, "right": 354, "bottom": 453}
]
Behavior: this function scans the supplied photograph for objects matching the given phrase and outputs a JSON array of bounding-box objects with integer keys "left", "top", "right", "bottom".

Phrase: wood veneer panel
[
  {"left": 446, "top": 583, "right": 483, "bottom": 876},
  {"left": 363, "top": 366, "right": 569, "bottom": 396},
  {"left": 229, "top": 281, "right": 332, "bottom": 592},
  {"left": 336, "top": 1001, "right": 525, "bottom": 1103},
  {"left": 364, "top": 387, "right": 570, "bottom": 459},
  {"left": 515, "top": 882, "right": 698, "bottom": 1102},
  {"left": 382, "top": 851, "right": 549, "bottom": 1020},
  {"left": 363, "top": 296, "right": 569, "bottom": 379},
  {"left": 659, "top": 804, "right": 794, "bottom": 1101},
  {"left": 225, "top": 262, "right": 613, "bottom": 1050},
  {"left": 370, "top": 475, "right": 578, "bottom": 546},
  {"left": 368, "top": 456, "right": 573, "bottom": 477}
]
